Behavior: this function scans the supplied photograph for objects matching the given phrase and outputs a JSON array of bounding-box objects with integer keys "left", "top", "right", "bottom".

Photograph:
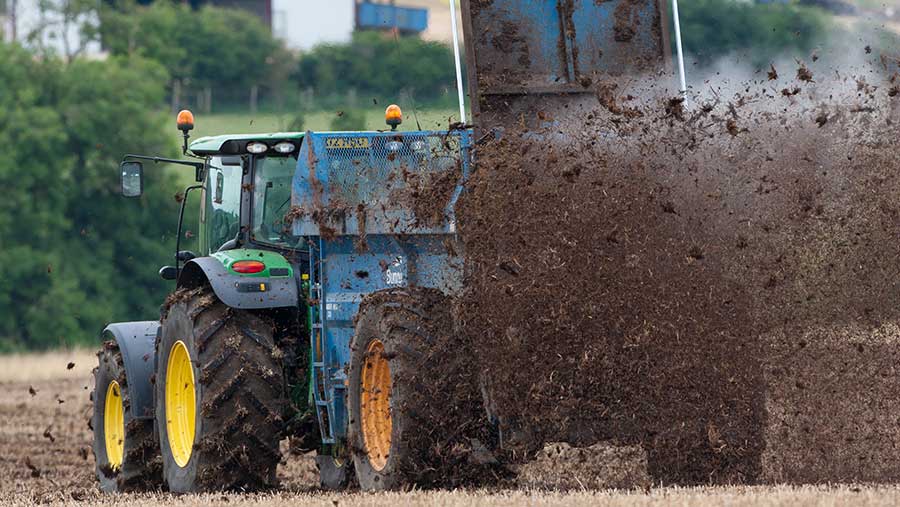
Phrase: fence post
[
  {"left": 171, "top": 79, "right": 182, "bottom": 115},
  {"left": 301, "top": 87, "right": 314, "bottom": 111},
  {"left": 250, "top": 84, "right": 259, "bottom": 115},
  {"left": 204, "top": 87, "right": 212, "bottom": 114}
]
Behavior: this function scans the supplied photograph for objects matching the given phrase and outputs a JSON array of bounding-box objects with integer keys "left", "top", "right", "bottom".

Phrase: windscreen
[{"left": 251, "top": 155, "right": 302, "bottom": 247}]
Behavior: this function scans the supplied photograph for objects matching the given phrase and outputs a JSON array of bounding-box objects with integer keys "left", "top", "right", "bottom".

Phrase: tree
[
  {"left": 679, "top": 0, "right": 830, "bottom": 68},
  {"left": 24, "top": 0, "right": 101, "bottom": 62},
  {"left": 0, "top": 42, "right": 181, "bottom": 350},
  {"left": 100, "top": 1, "right": 287, "bottom": 110},
  {"left": 295, "top": 31, "right": 457, "bottom": 104}
]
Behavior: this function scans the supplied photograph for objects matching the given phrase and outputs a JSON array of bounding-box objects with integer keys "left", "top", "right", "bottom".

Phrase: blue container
[
  {"left": 293, "top": 129, "right": 471, "bottom": 443},
  {"left": 464, "top": 0, "right": 669, "bottom": 94},
  {"left": 356, "top": 2, "right": 429, "bottom": 34}
]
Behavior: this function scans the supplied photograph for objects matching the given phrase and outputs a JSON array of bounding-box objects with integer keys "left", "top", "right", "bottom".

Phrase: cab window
[
  {"left": 251, "top": 156, "right": 297, "bottom": 246},
  {"left": 203, "top": 157, "right": 242, "bottom": 253}
]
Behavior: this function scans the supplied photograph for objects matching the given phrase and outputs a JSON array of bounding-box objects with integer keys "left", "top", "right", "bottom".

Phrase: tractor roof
[{"left": 189, "top": 132, "right": 305, "bottom": 156}]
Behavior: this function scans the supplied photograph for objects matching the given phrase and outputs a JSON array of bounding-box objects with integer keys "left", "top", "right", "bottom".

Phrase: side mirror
[
  {"left": 121, "top": 161, "right": 144, "bottom": 198},
  {"left": 159, "top": 266, "right": 178, "bottom": 281}
]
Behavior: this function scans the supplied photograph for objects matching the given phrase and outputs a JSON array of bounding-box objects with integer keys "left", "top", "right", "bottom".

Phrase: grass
[
  {"left": 8, "top": 484, "right": 900, "bottom": 506},
  {"left": 193, "top": 108, "right": 459, "bottom": 139},
  {"left": 0, "top": 348, "right": 95, "bottom": 384}
]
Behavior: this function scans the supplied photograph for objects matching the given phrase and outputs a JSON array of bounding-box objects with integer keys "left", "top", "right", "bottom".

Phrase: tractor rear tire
[
  {"left": 347, "top": 288, "right": 483, "bottom": 491},
  {"left": 91, "top": 342, "right": 162, "bottom": 492},
  {"left": 156, "top": 287, "right": 285, "bottom": 493}
]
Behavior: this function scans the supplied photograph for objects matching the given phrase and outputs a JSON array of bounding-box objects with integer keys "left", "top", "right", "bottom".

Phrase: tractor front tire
[
  {"left": 347, "top": 288, "right": 483, "bottom": 491},
  {"left": 156, "top": 287, "right": 285, "bottom": 493},
  {"left": 91, "top": 342, "right": 162, "bottom": 492}
]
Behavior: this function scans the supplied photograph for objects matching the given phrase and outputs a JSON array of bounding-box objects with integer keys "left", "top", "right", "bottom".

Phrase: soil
[
  {"left": 0, "top": 361, "right": 319, "bottom": 504},
  {"left": 400, "top": 157, "right": 463, "bottom": 228},
  {"left": 10, "top": 356, "right": 900, "bottom": 503},
  {"left": 761, "top": 323, "right": 900, "bottom": 483},
  {"left": 457, "top": 64, "right": 900, "bottom": 485},
  {"left": 613, "top": 0, "right": 640, "bottom": 43},
  {"left": 516, "top": 442, "right": 651, "bottom": 490}
]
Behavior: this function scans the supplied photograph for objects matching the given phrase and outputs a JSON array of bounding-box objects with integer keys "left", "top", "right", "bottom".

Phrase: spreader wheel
[
  {"left": 360, "top": 338, "right": 393, "bottom": 471},
  {"left": 347, "top": 288, "right": 482, "bottom": 491}
]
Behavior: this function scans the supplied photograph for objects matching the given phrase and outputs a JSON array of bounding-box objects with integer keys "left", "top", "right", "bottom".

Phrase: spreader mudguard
[
  {"left": 102, "top": 321, "right": 159, "bottom": 420},
  {"left": 178, "top": 256, "right": 299, "bottom": 310},
  {"left": 461, "top": 0, "right": 671, "bottom": 127}
]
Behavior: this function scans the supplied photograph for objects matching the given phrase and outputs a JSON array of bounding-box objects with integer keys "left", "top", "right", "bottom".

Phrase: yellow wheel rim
[
  {"left": 361, "top": 339, "right": 392, "bottom": 471},
  {"left": 103, "top": 380, "right": 125, "bottom": 469},
  {"left": 165, "top": 340, "right": 196, "bottom": 468}
]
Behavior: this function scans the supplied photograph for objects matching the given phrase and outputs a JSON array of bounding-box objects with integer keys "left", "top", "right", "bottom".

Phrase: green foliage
[
  {"left": 679, "top": 0, "right": 830, "bottom": 67},
  {"left": 295, "top": 31, "right": 457, "bottom": 103},
  {"left": 288, "top": 111, "right": 306, "bottom": 132},
  {"left": 100, "top": 1, "right": 285, "bottom": 93},
  {"left": 0, "top": 43, "right": 180, "bottom": 350},
  {"left": 330, "top": 110, "right": 367, "bottom": 131}
]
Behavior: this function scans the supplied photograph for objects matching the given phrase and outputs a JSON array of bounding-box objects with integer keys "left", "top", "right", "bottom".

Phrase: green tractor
[
  {"left": 91, "top": 108, "right": 476, "bottom": 492},
  {"left": 92, "top": 111, "right": 306, "bottom": 492}
]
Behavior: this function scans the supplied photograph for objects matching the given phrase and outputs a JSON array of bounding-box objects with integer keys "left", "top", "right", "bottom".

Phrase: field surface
[{"left": 0, "top": 351, "right": 898, "bottom": 506}]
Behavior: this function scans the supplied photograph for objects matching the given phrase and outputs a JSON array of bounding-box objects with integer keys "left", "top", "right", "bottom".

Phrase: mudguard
[
  {"left": 102, "top": 321, "right": 159, "bottom": 420},
  {"left": 178, "top": 256, "right": 299, "bottom": 310},
  {"left": 461, "top": 0, "right": 670, "bottom": 130}
]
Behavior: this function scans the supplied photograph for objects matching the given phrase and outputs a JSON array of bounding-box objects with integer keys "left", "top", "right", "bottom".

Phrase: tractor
[
  {"left": 92, "top": 106, "right": 474, "bottom": 492},
  {"left": 90, "top": 0, "right": 670, "bottom": 493}
]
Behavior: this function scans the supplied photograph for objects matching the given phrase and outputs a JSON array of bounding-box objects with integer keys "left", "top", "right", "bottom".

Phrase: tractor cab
[{"left": 188, "top": 132, "right": 305, "bottom": 254}]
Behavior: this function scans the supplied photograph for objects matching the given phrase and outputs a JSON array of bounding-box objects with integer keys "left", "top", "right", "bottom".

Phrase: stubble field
[{"left": 0, "top": 350, "right": 899, "bottom": 506}]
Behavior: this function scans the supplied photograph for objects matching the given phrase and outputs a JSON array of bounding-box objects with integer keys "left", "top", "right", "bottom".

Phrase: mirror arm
[
  {"left": 122, "top": 155, "right": 200, "bottom": 171},
  {"left": 123, "top": 154, "right": 204, "bottom": 182},
  {"left": 175, "top": 185, "right": 204, "bottom": 282}
]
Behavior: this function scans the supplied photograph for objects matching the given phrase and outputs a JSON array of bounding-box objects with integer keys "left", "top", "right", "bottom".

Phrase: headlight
[
  {"left": 410, "top": 140, "right": 427, "bottom": 152},
  {"left": 274, "top": 142, "right": 295, "bottom": 154},
  {"left": 386, "top": 141, "right": 404, "bottom": 152},
  {"left": 247, "top": 142, "right": 268, "bottom": 154}
]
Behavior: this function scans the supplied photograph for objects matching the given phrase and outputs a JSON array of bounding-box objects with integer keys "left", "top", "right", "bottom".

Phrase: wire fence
[{"left": 166, "top": 81, "right": 462, "bottom": 116}]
